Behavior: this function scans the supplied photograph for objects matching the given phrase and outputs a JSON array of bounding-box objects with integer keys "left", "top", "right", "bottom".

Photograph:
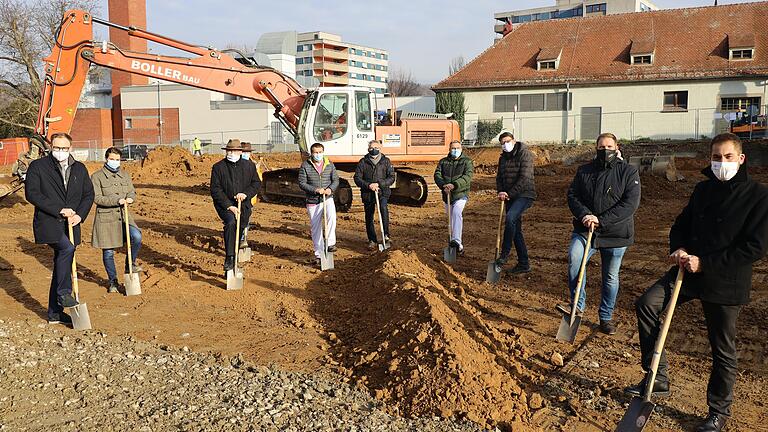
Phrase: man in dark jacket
[
  {"left": 354, "top": 139, "right": 395, "bottom": 249},
  {"left": 496, "top": 131, "right": 536, "bottom": 273},
  {"left": 210, "top": 139, "right": 261, "bottom": 273},
  {"left": 625, "top": 133, "right": 768, "bottom": 432},
  {"left": 24, "top": 133, "right": 94, "bottom": 324},
  {"left": 298, "top": 142, "right": 340, "bottom": 263},
  {"left": 559, "top": 132, "right": 641, "bottom": 335},
  {"left": 434, "top": 140, "right": 474, "bottom": 255}
]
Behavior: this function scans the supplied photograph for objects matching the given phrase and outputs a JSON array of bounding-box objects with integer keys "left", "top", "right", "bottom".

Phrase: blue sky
[{"left": 95, "top": 0, "right": 761, "bottom": 84}]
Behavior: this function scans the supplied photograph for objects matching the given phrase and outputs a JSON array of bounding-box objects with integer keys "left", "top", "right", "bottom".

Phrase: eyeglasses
[{"left": 52, "top": 146, "right": 71, "bottom": 152}]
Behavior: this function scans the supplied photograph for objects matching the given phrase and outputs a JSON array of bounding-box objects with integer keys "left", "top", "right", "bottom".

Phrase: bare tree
[
  {"left": 0, "top": 0, "right": 98, "bottom": 136},
  {"left": 448, "top": 56, "right": 465, "bottom": 75},
  {"left": 386, "top": 68, "right": 422, "bottom": 96}
]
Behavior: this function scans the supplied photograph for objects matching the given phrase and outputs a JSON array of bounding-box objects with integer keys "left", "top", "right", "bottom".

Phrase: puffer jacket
[
  {"left": 297, "top": 157, "right": 340, "bottom": 204},
  {"left": 496, "top": 142, "right": 536, "bottom": 200}
]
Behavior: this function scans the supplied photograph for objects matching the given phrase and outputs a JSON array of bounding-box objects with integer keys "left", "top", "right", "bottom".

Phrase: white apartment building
[{"left": 295, "top": 31, "right": 389, "bottom": 94}]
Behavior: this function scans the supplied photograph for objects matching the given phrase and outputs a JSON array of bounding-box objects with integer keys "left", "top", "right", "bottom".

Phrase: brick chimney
[{"left": 108, "top": 0, "right": 148, "bottom": 141}]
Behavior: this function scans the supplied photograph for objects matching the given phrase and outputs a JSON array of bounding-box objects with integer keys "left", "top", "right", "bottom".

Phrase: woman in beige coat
[{"left": 91, "top": 147, "right": 142, "bottom": 293}]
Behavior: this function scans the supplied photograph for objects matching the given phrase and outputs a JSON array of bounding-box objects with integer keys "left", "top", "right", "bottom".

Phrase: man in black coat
[
  {"left": 496, "top": 131, "right": 536, "bottom": 273},
  {"left": 210, "top": 139, "right": 261, "bottom": 273},
  {"left": 625, "top": 133, "right": 768, "bottom": 432},
  {"left": 353, "top": 139, "right": 395, "bottom": 249},
  {"left": 560, "top": 132, "right": 641, "bottom": 335},
  {"left": 24, "top": 133, "right": 94, "bottom": 325}
]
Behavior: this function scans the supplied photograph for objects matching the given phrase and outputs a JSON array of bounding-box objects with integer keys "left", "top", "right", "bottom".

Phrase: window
[
  {"left": 730, "top": 49, "right": 754, "bottom": 60},
  {"left": 520, "top": 94, "right": 545, "bottom": 112},
  {"left": 546, "top": 93, "right": 571, "bottom": 111},
  {"left": 355, "top": 91, "right": 372, "bottom": 131},
  {"left": 382, "top": 53, "right": 388, "bottom": 60},
  {"left": 720, "top": 97, "right": 761, "bottom": 112},
  {"left": 303, "top": 57, "right": 312, "bottom": 64},
  {"left": 585, "top": 3, "right": 606, "bottom": 13},
  {"left": 494, "top": 95, "right": 518, "bottom": 112},
  {"left": 313, "top": 93, "right": 349, "bottom": 142},
  {"left": 124, "top": 118, "right": 132, "bottom": 129},
  {"left": 632, "top": 55, "right": 653, "bottom": 65},
  {"left": 538, "top": 60, "right": 557, "bottom": 70},
  {"left": 297, "top": 45, "right": 304, "bottom": 52},
  {"left": 663, "top": 91, "right": 688, "bottom": 111},
  {"left": 296, "top": 58, "right": 304, "bottom": 64}
]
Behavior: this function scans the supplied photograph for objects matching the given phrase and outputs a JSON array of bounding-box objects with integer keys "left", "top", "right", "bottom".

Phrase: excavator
[{"left": 1, "top": 9, "right": 460, "bottom": 210}]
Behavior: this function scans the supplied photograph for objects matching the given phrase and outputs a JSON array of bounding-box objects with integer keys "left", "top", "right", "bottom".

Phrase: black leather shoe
[
  {"left": 506, "top": 263, "right": 531, "bottom": 274},
  {"left": 556, "top": 303, "right": 584, "bottom": 317},
  {"left": 224, "top": 256, "right": 235, "bottom": 272},
  {"left": 327, "top": 245, "right": 337, "bottom": 253},
  {"left": 48, "top": 313, "right": 72, "bottom": 325},
  {"left": 107, "top": 279, "right": 120, "bottom": 294},
  {"left": 599, "top": 319, "right": 617, "bottom": 335},
  {"left": 624, "top": 375, "right": 670, "bottom": 397},
  {"left": 58, "top": 294, "right": 78, "bottom": 308},
  {"left": 695, "top": 413, "right": 727, "bottom": 432}
]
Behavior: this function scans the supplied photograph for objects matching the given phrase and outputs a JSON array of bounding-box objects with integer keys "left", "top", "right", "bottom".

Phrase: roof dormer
[
  {"left": 537, "top": 47, "right": 562, "bottom": 71},
  {"left": 630, "top": 38, "right": 655, "bottom": 65},
  {"left": 728, "top": 33, "right": 755, "bottom": 60}
]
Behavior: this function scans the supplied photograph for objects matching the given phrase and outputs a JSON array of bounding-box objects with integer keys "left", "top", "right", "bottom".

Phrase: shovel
[
  {"left": 123, "top": 202, "right": 141, "bottom": 296},
  {"left": 374, "top": 189, "right": 390, "bottom": 252},
  {"left": 226, "top": 199, "right": 244, "bottom": 291},
  {"left": 66, "top": 223, "right": 91, "bottom": 330},
  {"left": 320, "top": 194, "right": 334, "bottom": 270},
  {"left": 556, "top": 226, "right": 594, "bottom": 343},
  {"left": 615, "top": 267, "right": 685, "bottom": 432},
  {"left": 238, "top": 225, "right": 252, "bottom": 263},
  {"left": 443, "top": 190, "right": 457, "bottom": 263},
  {"left": 485, "top": 199, "right": 506, "bottom": 284}
]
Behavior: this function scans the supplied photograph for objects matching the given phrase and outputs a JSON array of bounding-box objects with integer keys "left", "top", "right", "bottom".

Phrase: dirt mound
[
  {"left": 314, "top": 250, "right": 543, "bottom": 430},
  {"left": 130, "top": 146, "right": 217, "bottom": 180}
]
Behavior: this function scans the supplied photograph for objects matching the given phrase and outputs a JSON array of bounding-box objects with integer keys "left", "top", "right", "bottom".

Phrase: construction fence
[{"left": 463, "top": 105, "right": 768, "bottom": 145}]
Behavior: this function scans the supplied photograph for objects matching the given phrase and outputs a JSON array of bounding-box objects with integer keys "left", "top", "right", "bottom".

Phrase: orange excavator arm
[{"left": 37, "top": 9, "right": 306, "bottom": 143}]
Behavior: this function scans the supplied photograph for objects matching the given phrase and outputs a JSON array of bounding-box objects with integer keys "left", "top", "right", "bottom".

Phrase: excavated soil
[{"left": 1, "top": 145, "right": 767, "bottom": 431}]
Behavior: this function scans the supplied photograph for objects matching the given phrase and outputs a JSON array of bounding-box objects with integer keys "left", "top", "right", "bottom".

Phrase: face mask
[
  {"left": 502, "top": 141, "right": 515, "bottom": 153},
  {"left": 52, "top": 150, "right": 69, "bottom": 162},
  {"left": 106, "top": 160, "right": 120, "bottom": 170},
  {"left": 369, "top": 148, "right": 380, "bottom": 156},
  {"left": 711, "top": 161, "right": 740, "bottom": 181},
  {"left": 226, "top": 153, "right": 240, "bottom": 163},
  {"left": 312, "top": 153, "right": 324, "bottom": 162},
  {"left": 241, "top": 153, "right": 250, "bottom": 161},
  {"left": 450, "top": 149, "right": 462, "bottom": 158},
  {"left": 596, "top": 149, "right": 618, "bottom": 168}
]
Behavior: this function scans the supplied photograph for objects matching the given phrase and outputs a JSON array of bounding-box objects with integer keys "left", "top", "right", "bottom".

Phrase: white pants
[
  {"left": 444, "top": 197, "right": 467, "bottom": 248},
  {"left": 307, "top": 198, "right": 337, "bottom": 258}
]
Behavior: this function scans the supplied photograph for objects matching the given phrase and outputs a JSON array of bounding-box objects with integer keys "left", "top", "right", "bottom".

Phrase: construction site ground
[{"left": 1, "top": 143, "right": 767, "bottom": 431}]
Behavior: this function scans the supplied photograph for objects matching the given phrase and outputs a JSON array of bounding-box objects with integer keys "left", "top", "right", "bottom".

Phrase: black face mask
[
  {"left": 595, "top": 149, "right": 618, "bottom": 168},
  {"left": 369, "top": 148, "right": 380, "bottom": 156}
]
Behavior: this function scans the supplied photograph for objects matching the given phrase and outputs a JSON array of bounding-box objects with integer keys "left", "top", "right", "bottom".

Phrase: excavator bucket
[
  {"left": 628, "top": 153, "right": 679, "bottom": 182},
  {"left": 0, "top": 175, "right": 23, "bottom": 202}
]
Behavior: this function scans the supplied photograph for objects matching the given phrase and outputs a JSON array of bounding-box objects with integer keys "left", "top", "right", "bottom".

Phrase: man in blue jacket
[
  {"left": 25, "top": 133, "right": 94, "bottom": 325},
  {"left": 559, "top": 132, "right": 640, "bottom": 335}
]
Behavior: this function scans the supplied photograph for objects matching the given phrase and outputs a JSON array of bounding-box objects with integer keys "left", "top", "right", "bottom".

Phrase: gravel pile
[{"left": 0, "top": 319, "right": 483, "bottom": 431}]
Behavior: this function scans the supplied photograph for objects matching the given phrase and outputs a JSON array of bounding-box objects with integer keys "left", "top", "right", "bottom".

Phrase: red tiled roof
[{"left": 434, "top": 2, "right": 768, "bottom": 90}]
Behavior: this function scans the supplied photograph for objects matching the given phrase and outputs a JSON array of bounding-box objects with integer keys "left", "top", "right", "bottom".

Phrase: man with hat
[{"left": 210, "top": 139, "right": 261, "bottom": 274}]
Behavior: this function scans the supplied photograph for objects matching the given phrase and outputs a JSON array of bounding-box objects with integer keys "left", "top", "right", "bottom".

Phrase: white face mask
[
  {"left": 226, "top": 153, "right": 240, "bottom": 163},
  {"left": 106, "top": 159, "right": 120, "bottom": 170},
  {"left": 711, "top": 161, "right": 740, "bottom": 181},
  {"left": 502, "top": 141, "right": 515, "bottom": 153},
  {"left": 52, "top": 150, "right": 69, "bottom": 162}
]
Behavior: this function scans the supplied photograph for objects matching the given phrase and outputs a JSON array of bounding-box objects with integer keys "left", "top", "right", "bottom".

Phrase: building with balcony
[
  {"left": 494, "top": 0, "right": 659, "bottom": 35},
  {"left": 295, "top": 32, "right": 388, "bottom": 93}
]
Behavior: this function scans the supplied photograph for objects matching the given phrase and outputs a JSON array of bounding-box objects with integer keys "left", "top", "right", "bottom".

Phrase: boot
[
  {"left": 623, "top": 374, "right": 670, "bottom": 397},
  {"left": 695, "top": 413, "right": 727, "bottom": 432},
  {"left": 107, "top": 279, "right": 120, "bottom": 294},
  {"left": 224, "top": 256, "right": 235, "bottom": 272},
  {"left": 58, "top": 294, "right": 78, "bottom": 308}
]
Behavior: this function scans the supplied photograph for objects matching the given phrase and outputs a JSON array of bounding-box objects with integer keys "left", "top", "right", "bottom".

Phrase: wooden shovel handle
[
  {"left": 494, "top": 199, "right": 505, "bottom": 260},
  {"left": 570, "top": 226, "right": 594, "bottom": 323},
  {"left": 645, "top": 266, "right": 685, "bottom": 401},
  {"left": 68, "top": 223, "right": 79, "bottom": 298}
]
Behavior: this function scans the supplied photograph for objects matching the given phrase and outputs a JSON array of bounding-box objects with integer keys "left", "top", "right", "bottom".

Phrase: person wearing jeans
[
  {"left": 434, "top": 140, "right": 474, "bottom": 255},
  {"left": 560, "top": 132, "right": 640, "bottom": 335},
  {"left": 92, "top": 147, "right": 144, "bottom": 293},
  {"left": 495, "top": 131, "right": 536, "bottom": 273}
]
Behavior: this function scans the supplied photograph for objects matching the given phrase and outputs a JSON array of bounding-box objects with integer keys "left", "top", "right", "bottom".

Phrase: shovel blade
[
  {"left": 238, "top": 247, "right": 252, "bottom": 263},
  {"left": 556, "top": 313, "right": 582, "bottom": 343},
  {"left": 615, "top": 398, "right": 655, "bottom": 432},
  {"left": 486, "top": 261, "right": 501, "bottom": 284},
  {"left": 378, "top": 242, "right": 390, "bottom": 252},
  {"left": 66, "top": 303, "right": 92, "bottom": 330},
  {"left": 124, "top": 272, "right": 142, "bottom": 296},
  {"left": 320, "top": 252, "right": 334, "bottom": 271},
  {"left": 443, "top": 246, "right": 457, "bottom": 263},
  {"left": 226, "top": 269, "right": 244, "bottom": 291}
]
